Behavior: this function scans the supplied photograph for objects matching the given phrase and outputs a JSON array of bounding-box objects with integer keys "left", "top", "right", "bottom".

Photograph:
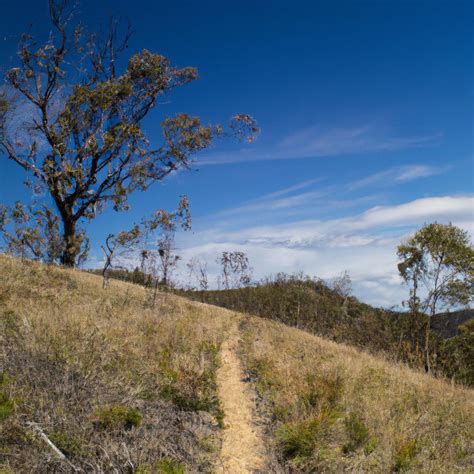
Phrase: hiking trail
[{"left": 215, "top": 318, "right": 267, "bottom": 473}]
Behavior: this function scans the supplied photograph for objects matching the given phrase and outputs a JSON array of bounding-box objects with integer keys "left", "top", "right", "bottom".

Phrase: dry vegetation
[
  {"left": 0, "top": 255, "right": 234, "bottom": 472},
  {"left": 1, "top": 255, "right": 473, "bottom": 473},
  {"left": 240, "top": 316, "right": 474, "bottom": 473}
]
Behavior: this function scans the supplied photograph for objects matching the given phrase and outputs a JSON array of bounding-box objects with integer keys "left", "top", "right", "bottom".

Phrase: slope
[
  {"left": 183, "top": 278, "right": 473, "bottom": 384},
  {"left": 0, "top": 255, "right": 234, "bottom": 472},
  {"left": 0, "top": 255, "right": 473, "bottom": 473}
]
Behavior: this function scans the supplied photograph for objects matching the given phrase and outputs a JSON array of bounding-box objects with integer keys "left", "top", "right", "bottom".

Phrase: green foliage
[
  {"left": 0, "top": 202, "right": 65, "bottom": 263},
  {"left": 397, "top": 222, "right": 474, "bottom": 372},
  {"left": 48, "top": 431, "right": 86, "bottom": 457},
  {"left": 438, "top": 319, "right": 474, "bottom": 385},
  {"left": 275, "top": 418, "right": 321, "bottom": 459},
  {"left": 342, "top": 412, "right": 369, "bottom": 453},
  {"left": 88, "top": 267, "right": 151, "bottom": 286},
  {"left": 398, "top": 223, "right": 474, "bottom": 315},
  {"left": 0, "top": 3, "right": 258, "bottom": 266},
  {"left": 0, "top": 372, "right": 11, "bottom": 386},
  {"left": 0, "top": 371, "right": 14, "bottom": 422},
  {"left": 275, "top": 410, "right": 339, "bottom": 461},
  {"left": 134, "top": 459, "right": 186, "bottom": 474},
  {"left": 364, "top": 437, "right": 378, "bottom": 455},
  {"left": 0, "top": 392, "right": 14, "bottom": 422},
  {"left": 93, "top": 405, "right": 142, "bottom": 431},
  {"left": 393, "top": 439, "right": 419, "bottom": 472},
  {"left": 154, "top": 459, "right": 186, "bottom": 473}
]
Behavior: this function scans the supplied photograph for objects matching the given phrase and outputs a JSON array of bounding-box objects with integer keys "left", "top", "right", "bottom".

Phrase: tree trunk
[
  {"left": 424, "top": 315, "right": 432, "bottom": 373},
  {"left": 60, "top": 218, "right": 78, "bottom": 267}
]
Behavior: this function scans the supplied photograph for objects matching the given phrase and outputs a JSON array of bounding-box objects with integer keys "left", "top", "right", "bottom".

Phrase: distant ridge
[{"left": 432, "top": 309, "right": 474, "bottom": 339}]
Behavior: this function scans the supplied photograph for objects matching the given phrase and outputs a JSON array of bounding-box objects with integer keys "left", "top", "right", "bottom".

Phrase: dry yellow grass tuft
[
  {"left": 240, "top": 316, "right": 474, "bottom": 472},
  {"left": 0, "top": 255, "right": 235, "bottom": 472}
]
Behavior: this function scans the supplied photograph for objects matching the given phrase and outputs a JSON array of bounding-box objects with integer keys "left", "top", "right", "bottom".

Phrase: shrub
[
  {"left": 0, "top": 392, "right": 14, "bottom": 422},
  {"left": 275, "top": 418, "right": 321, "bottom": 460},
  {"left": 158, "top": 343, "right": 222, "bottom": 421},
  {"left": 393, "top": 439, "right": 419, "bottom": 472},
  {"left": 49, "top": 431, "right": 86, "bottom": 457},
  {"left": 303, "top": 373, "right": 343, "bottom": 411},
  {"left": 438, "top": 320, "right": 474, "bottom": 385},
  {"left": 93, "top": 405, "right": 142, "bottom": 431},
  {"left": 154, "top": 459, "right": 186, "bottom": 473},
  {"left": 275, "top": 411, "right": 339, "bottom": 461},
  {"left": 134, "top": 458, "right": 186, "bottom": 473},
  {"left": 342, "top": 412, "right": 370, "bottom": 453},
  {"left": 0, "top": 374, "right": 14, "bottom": 422}
]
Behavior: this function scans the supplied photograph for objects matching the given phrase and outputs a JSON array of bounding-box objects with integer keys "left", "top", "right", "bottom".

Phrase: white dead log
[
  {"left": 26, "top": 422, "right": 80, "bottom": 471},
  {"left": 26, "top": 422, "right": 66, "bottom": 460}
]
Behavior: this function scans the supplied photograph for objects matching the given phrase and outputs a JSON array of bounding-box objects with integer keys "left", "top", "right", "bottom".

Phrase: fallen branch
[
  {"left": 26, "top": 422, "right": 80, "bottom": 471},
  {"left": 26, "top": 422, "right": 66, "bottom": 460}
]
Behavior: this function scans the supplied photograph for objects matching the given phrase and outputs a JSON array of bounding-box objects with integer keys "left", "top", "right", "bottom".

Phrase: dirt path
[{"left": 215, "top": 319, "right": 266, "bottom": 473}]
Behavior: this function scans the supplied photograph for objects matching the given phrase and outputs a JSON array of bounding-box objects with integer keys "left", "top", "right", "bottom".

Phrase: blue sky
[{"left": 0, "top": 0, "right": 473, "bottom": 306}]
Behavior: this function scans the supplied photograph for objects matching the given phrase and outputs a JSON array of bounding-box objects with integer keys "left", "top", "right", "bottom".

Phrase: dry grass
[
  {"left": 240, "top": 316, "right": 474, "bottom": 473},
  {"left": 0, "top": 255, "right": 235, "bottom": 472},
  {"left": 1, "top": 254, "right": 473, "bottom": 473}
]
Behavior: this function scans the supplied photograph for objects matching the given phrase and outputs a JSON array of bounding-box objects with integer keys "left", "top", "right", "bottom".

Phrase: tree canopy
[
  {"left": 0, "top": 0, "right": 258, "bottom": 266},
  {"left": 397, "top": 222, "right": 474, "bottom": 372}
]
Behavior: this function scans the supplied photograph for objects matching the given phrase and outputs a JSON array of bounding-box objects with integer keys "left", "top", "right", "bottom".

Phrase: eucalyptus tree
[
  {"left": 218, "top": 251, "right": 252, "bottom": 289},
  {"left": 397, "top": 223, "right": 474, "bottom": 372},
  {"left": 100, "top": 197, "right": 190, "bottom": 289},
  {"left": 0, "top": 1, "right": 258, "bottom": 266}
]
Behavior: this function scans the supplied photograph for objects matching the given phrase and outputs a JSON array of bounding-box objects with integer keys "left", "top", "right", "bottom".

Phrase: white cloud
[
  {"left": 349, "top": 165, "right": 443, "bottom": 190},
  {"left": 177, "top": 195, "right": 474, "bottom": 307},
  {"left": 198, "top": 123, "right": 441, "bottom": 165},
  {"left": 259, "top": 178, "right": 323, "bottom": 200},
  {"left": 395, "top": 165, "right": 443, "bottom": 182}
]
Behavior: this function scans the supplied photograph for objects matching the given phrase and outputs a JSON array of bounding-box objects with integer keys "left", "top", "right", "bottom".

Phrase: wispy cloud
[
  {"left": 177, "top": 195, "right": 474, "bottom": 307},
  {"left": 258, "top": 178, "right": 323, "bottom": 200},
  {"left": 210, "top": 164, "right": 445, "bottom": 221},
  {"left": 215, "top": 190, "right": 328, "bottom": 217},
  {"left": 395, "top": 165, "right": 443, "bottom": 182},
  {"left": 198, "top": 124, "right": 441, "bottom": 166},
  {"left": 349, "top": 165, "right": 444, "bottom": 190}
]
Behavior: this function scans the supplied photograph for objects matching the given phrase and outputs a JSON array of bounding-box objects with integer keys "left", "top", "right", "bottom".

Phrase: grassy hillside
[
  {"left": 240, "top": 316, "right": 474, "bottom": 472},
  {"left": 182, "top": 276, "right": 474, "bottom": 385},
  {"left": 1, "top": 256, "right": 473, "bottom": 473},
  {"left": 0, "top": 255, "right": 233, "bottom": 472}
]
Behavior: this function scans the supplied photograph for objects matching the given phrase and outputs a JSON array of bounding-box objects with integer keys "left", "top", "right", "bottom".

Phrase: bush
[
  {"left": 275, "top": 418, "right": 321, "bottom": 460},
  {"left": 275, "top": 410, "right": 339, "bottom": 462},
  {"left": 49, "top": 431, "right": 86, "bottom": 457},
  {"left": 303, "top": 373, "right": 343, "bottom": 410},
  {"left": 0, "top": 373, "right": 14, "bottom": 422},
  {"left": 158, "top": 343, "right": 223, "bottom": 423},
  {"left": 134, "top": 458, "right": 186, "bottom": 474},
  {"left": 393, "top": 439, "right": 418, "bottom": 472},
  {"left": 0, "top": 392, "right": 14, "bottom": 422},
  {"left": 342, "top": 412, "right": 369, "bottom": 453},
  {"left": 93, "top": 405, "right": 142, "bottom": 431},
  {"left": 438, "top": 320, "right": 474, "bottom": 385}
]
